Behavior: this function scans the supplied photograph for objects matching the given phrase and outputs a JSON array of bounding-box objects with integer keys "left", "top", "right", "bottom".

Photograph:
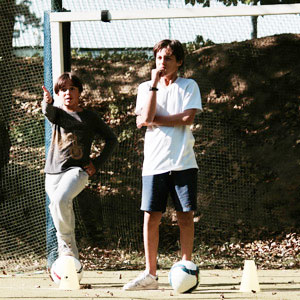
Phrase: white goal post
[
  {"left": 49, "top": 3, "right": 300, "bottom": 98},
  {"left": 50, "top": 4, "right": 300, "bottom": 22}
]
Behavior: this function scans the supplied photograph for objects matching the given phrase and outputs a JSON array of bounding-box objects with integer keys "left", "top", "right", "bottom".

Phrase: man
[{"left": 123, "top": 39, "right": 202, "bottom": 291}]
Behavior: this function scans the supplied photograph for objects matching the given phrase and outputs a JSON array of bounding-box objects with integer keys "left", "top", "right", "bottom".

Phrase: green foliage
[
  {"left": 184, "top": 35, "right": 215, "bottom": 53},
  {"left": 15, "top": 0, "right": 41, "bottom": 29},
  {"left": 118, "top": 129, "right": 134, "bottom": 143},
  {"left": 71, "top": 48, "right": 151, "bottom": 62},
  {"left": 185, "top": 0, "right": 210, "bottom": 6},
  {"left": 185, "top": 0, "right": 300, "bottom": 6}
]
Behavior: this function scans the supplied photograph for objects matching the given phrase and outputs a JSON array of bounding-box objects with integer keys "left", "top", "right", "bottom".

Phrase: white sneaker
[
  {"left": 123, "top": 271, "right": 159, "bottom": 290},
  {"left": 58, "top": 241, "right": 76, "bottom": 258}
]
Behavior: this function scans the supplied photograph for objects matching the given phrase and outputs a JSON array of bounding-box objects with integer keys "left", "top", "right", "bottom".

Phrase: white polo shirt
[{"left": 135, "top": 77, "right": 202, "bottom": 176}]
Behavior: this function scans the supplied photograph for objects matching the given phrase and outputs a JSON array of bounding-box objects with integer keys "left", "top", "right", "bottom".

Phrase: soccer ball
[
  {"left": 168, "top": 260, "right": 199, "bottom": 293},
  {"left": 50, "top": 256, "right": 83, "bottom": 285}
]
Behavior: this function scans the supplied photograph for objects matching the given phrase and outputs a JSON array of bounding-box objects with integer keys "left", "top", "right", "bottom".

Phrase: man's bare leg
[
  {"left": 143, "top": 211, "right": 162, "bottom": 276},
  {"left": 176, "top": 211, "right": 194, "bottom": 260}
]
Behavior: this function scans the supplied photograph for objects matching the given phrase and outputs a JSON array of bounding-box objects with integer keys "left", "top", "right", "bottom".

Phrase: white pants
[{"left": 45, "top": 167, "right": 89, "bottom": 258}]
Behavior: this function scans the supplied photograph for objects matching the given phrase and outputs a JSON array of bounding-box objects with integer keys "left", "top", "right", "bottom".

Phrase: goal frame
[{"left": 48, "top": 4, "right": 300, "bottom": 96}]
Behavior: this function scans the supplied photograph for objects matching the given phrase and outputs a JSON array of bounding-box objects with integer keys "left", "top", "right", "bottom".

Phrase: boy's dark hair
[
  {"left": 153, "top": 39, "right": 185, "bottom": 68},
  {"left": 54, "top": 72, "right": 83, "bottom": 94}
]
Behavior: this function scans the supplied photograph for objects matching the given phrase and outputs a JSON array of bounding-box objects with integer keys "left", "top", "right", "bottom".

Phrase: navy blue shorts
[{"left": 141, "top": 168, "right": 198, "bottom": 213}]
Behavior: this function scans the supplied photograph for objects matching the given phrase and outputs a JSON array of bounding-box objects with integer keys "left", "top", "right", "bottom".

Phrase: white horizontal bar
[
  {"left": 50, "top": 11, "right": 102, "bottom": 22},
  {"left": 50, "top": 4, "right": 300, "bottom": 23}
]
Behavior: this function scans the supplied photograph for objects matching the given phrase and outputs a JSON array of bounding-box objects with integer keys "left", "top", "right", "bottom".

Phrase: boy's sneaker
[
  {"left": 58, "top": 241, "right": 76, "bottom": 258},
  {"left": 123, "top": 271, "right": 159, "bottom": 290}
]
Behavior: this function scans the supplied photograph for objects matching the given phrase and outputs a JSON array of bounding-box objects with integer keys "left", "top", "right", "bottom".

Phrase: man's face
[{"left": 155, "top": 46, "right": 182, "bottom": 77}]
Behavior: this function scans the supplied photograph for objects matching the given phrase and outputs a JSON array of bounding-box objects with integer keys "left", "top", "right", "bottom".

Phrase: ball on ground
[
  {"left": 50, "top": 256, "right": 83, "bottom": 285},
  {"left": 168, "top": 260, "right": 199, "bottom": 293}
]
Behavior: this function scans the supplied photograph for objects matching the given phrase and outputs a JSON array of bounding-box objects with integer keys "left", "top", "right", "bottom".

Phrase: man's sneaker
[{"left": 123, "top": 271, "right": 159, "bottom": 290}]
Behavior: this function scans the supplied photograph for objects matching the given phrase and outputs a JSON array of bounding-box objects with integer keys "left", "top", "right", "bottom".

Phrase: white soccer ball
[
  {"left": 50, "top": 256, "right": 83, "bottom": 285},
  {"left": 168, "top": 260, "right": 199, "bottom": 293}
]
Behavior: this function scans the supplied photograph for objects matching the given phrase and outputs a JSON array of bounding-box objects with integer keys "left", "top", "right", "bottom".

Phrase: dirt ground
[{"left": 1, "top": 269, "right": 299, "bottom": 300}]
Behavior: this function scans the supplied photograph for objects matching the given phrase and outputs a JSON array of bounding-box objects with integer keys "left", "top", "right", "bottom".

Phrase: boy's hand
[
  {"left": 151, "top": 67, "right": 165, "bottom": 86},
  {"left": 83, "top": 161, "right": 96, "bottom": 177},
  {"left": 42, "top": 86, "right": 53, "bottom": 104}
]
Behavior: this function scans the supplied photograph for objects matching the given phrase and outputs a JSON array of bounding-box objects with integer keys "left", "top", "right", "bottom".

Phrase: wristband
[{"left": 149, "top": 86, "right": 158, "bottom": 91}]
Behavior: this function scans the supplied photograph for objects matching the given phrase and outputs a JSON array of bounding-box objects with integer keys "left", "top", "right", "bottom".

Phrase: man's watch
[{"left": 149, "top": 86, "right": 158, "bottom": 91}]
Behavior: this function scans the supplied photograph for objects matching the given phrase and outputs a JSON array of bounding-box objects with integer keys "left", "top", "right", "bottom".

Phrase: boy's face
[
  {"left": 58, "top": 80, "right": 81, "bottom": 111},
  {"left": 155, "top": 46, "right": 182, "bottom": 77}
]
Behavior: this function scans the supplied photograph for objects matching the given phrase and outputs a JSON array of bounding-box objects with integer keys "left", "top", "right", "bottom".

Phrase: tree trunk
[
  {"left": 0, "top": 0, "right": 15, "bottom": 124},
  {"left": 251, "top": 16, "right": 258, "bottom": 39},
  {"left": 0, "top": 0, "right": 15, "bottom": 197}
]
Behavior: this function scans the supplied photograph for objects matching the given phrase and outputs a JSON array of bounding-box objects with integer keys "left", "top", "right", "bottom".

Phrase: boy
[
  {"left": 123, "top": 40, "right": 202, "bottom": 290},
  {"left": 42, "top": 73, "right": 118, "bottom": 259}
]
